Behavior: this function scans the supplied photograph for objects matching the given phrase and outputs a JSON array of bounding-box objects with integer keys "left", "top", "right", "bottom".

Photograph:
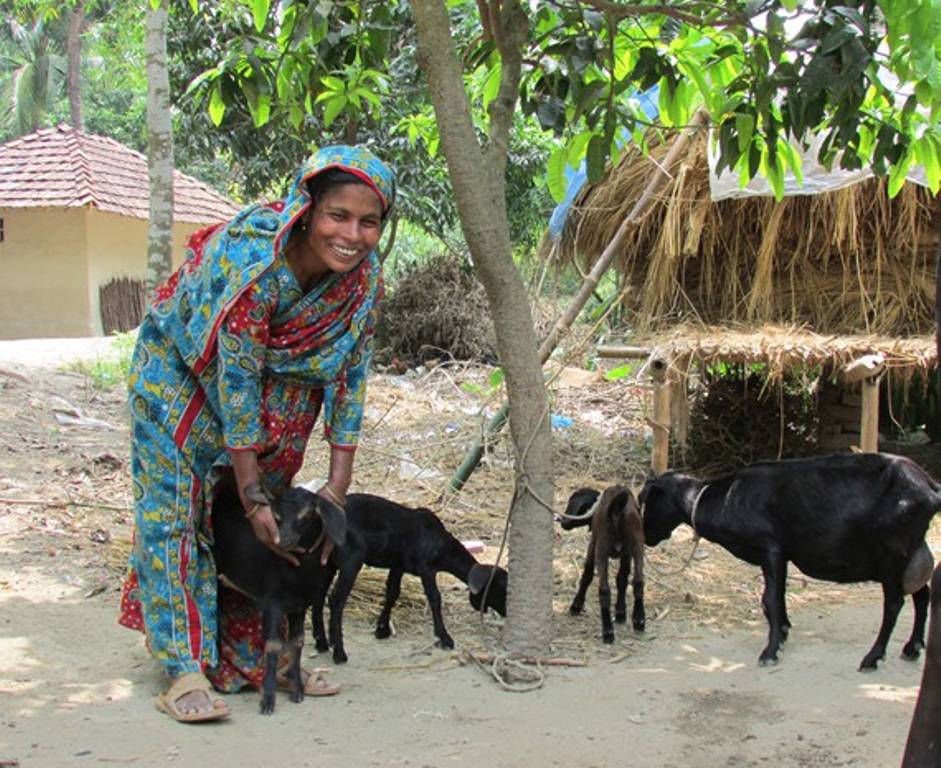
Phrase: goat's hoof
[
  {"left": 260, "top": 695, "right": 276, "bottom": 715},
  {"left": 375, "top": 625, "right": 392, "bottom": 640},
  {"left": 290, "top": 690, "right": 305, "bottom": 704},
  {"left": 758, "top": 652, "right": 779, "bottom": 667},
  {"left": 615, "top": 612, "right": 627, "bottom": 624},
  {"left": 569, "top": 604, "right": 583, "bottom": 616},
  {"left": 901, "top": 642, "right": 923, "bottom": 661},
  {"left": 602, "top": 632, "right": 615, "bottom": 644},
  {"left": 333, "top": 650, "right": 348, "bottom": 664},
  {"left": 438, "top": 635, "right": 455, "bottom": 650},
  {"left": 315, "top": 640, "right": 330, "bottom": 653},
  {"left": 633, "top": 620, "right": 646, "bottom": 632},
  {"left": 858, "top": 655, "right": 882, "bottom": 672}
]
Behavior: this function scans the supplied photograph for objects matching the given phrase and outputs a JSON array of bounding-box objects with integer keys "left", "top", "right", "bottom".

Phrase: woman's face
[{"left": 301, "top": 183, "right": 384, "bottom": 277}]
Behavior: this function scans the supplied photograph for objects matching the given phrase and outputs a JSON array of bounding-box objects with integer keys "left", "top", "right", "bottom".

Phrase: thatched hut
[{"left": 549, "top": 129, "right": 940, "bottom": 469}]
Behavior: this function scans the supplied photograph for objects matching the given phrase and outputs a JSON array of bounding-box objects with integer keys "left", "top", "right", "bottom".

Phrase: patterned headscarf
[{"left": 151, "top": 145, "right": 396, "bottom": 374}]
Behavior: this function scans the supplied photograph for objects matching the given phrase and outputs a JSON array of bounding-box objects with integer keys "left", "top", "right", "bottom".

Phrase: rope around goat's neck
[{"left": 689, "top": 484, "right": 709, "bottom": 538}]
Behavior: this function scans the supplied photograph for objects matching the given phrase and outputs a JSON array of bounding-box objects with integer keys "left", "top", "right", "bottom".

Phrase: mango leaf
[
  {"left": 887, "top": 147, "right": 913, "bottom": 198},
  {"left": 735, "top": 113, "right": 755, "bottom": 153},
  {"left": 547, "top": 147, "right": 568, "bottom": 203},
  {"left": 251, "top": 92, "right": 271, "bottom": 127},
  {"left": 586, "top": 133, "right": 607, "bottom": 183},
  {"left": 208, "top": 82, "right": 225, "bottom": 126},
  {"left": 322, "top": 94, "right": 348, "bottom": 127},
  {"left": 251, "top": 0, "right": 269, "bottom": 33}
]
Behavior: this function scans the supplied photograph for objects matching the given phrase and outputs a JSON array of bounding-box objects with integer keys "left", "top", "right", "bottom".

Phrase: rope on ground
[{"left": 457, "top": 645, "right": 547, "bottom": 692}]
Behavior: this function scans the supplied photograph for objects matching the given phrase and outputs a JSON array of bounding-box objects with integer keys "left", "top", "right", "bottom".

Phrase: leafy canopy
[{"left": 185, "top": 0, "right": 940, "bottom": 204}]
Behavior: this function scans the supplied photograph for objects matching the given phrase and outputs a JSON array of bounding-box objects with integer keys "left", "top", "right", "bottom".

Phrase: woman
[{"left": 118, "top": 145, "right": 395, "bottom": 723}]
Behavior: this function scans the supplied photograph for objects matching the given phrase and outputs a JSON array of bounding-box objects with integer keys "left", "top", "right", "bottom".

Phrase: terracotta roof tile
[{"left": 0, "top": 124, "right": 241, "bottom": 224}]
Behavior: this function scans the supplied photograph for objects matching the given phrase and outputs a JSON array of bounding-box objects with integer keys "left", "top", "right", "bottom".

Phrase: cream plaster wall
[
  {"left": 0, "top": 206, "right": 212, "bottom": 339},
  {"left": 85, "top": 210, "right": 199, "bottom": 335},
  {"left": 0, "top": 208, "right": 91, "bottom": 339}
]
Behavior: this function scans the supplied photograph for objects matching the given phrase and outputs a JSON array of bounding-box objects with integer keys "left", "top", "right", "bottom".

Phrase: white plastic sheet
[{"left": 707, "top": 131, "right": 929, "bottom": 201}]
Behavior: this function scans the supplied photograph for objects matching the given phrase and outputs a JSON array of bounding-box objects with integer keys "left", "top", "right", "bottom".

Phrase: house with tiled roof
[{"left": 0, "top": 124, "right": 241, "bottom": 339}]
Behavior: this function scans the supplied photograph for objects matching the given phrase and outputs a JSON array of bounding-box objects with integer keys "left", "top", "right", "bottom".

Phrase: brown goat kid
[{"left": 559, "top": 486, "right": 646, "bottom": 643}]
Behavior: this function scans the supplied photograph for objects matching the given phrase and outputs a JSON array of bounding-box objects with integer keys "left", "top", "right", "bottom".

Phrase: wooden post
[
  {"left": 650, "top": 358, "right": 671, "bottom": 474},
  {"left": 841, "top": 354, "right": 885, "bottom": 453},
  {"left": 860, "top": 377, "right": 880, "bottom": 452}
]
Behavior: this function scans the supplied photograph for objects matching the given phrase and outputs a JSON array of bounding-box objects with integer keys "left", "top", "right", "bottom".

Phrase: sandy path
[{"left": 0, "top": 337, "right": 929, "bottom": 767}]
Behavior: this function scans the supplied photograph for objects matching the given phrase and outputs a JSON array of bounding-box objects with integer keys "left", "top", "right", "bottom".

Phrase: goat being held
[
  {"left": 558, "top": 486, "right": 645, "bottom": 643},
  {"left": 312, "top": 493, "right": 507, "bottom": 664},
  {"left": 212, "top": 480, "right": 345, "bottom": 714},
  {"left": 641, "top": 453, "right": 939, "bottom": 670}
]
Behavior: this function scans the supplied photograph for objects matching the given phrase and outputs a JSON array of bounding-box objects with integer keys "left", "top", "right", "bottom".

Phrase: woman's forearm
[
  {"left": 229, "top": 449, "right": 261, "bottom": 509},
  {"left": 326, "top": 447, "right": 355, "bottom": 499}
]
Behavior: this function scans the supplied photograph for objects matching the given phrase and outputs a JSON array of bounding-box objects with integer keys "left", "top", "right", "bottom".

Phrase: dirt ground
[{"left": 0, "top": 337, "right": 938, "bottom": 768}]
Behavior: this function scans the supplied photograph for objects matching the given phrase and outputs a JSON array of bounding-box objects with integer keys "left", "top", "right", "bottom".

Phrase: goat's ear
[
  {"left": 467, "top": 563, "right": 494, "bottom": 595},
  {"left": 243, "top": 481, "right": 271, "bottom": 506},
  {"left": 317, "top": 498, "right": 347, "bottom": 547}
]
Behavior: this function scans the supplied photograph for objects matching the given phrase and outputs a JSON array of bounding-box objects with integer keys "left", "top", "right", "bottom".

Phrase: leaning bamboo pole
[{"left": 448, "top": 109, "right": 710, "bottom": 492}]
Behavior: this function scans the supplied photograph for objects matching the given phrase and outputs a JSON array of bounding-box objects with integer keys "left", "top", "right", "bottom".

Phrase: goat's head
[
  {"left": 556, "top": 487, "right": 600, "bottom": 530},
  {"left": 467, "top": 563, "right": 508, "bottom": 617},
  {"left": 265, "top": 487, "right": 347, "bottom": 552},
  {"left": 639, "top": 472, "right": 693, "bottom": 546}
]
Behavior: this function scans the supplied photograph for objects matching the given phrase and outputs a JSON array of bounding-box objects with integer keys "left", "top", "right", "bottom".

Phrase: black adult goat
[{"left": 641, "top": 453, "right": 939, "bottom": 670}]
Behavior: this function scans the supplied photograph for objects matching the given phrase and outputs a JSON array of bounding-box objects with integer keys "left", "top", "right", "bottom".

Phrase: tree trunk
[
  {"left": 145, "top": 0, "right": 174, "bottom": 294},
  {"left": 66, "top": 0, "right": 84, "bottom": 131},
  {"left": 411, "top": 0, "right": 554, "bottom": 655}
]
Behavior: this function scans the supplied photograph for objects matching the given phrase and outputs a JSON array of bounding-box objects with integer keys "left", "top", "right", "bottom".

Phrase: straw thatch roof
[{"left": 552, "top": 131, "right": 940, "bottom": 348}]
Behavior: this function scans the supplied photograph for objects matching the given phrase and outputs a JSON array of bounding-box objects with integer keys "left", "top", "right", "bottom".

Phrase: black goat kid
[
  {"left": 212, "top": 480, "right": 345, "bottom": 714},
  {"left": 558, "top": 486, "right": 645, "bottom": 643},
  {"left": 312, "top": 493, "right": 508, "bottom": 664},
  {"left": 641, "top": 453, "right": 939, "bottom": 670}
]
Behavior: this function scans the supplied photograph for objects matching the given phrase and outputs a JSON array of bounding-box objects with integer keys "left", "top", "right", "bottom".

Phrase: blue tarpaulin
[{"left": 547, "top": 86, "right": 661, "bottom": 240}]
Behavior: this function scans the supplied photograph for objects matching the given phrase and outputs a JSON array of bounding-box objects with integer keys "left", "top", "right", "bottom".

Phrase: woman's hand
[{"left": 247, "top": 504, "right": 300, "bottom": 566}]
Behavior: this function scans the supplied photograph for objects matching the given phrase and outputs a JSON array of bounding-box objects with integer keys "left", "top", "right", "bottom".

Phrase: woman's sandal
[
  {"left": 155, "top": 672, "right": 231, "bottom": 723},
  {"left": 276, "top": 665, "right": 341, "bottom": 697}
]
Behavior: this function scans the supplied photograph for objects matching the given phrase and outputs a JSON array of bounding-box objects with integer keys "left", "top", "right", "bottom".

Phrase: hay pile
[
  {"left": 377, "top": 254, "right": 497, "bottom": 364},
  {"left": 554, "top": 130, "right": 940, "bottom": 336}
]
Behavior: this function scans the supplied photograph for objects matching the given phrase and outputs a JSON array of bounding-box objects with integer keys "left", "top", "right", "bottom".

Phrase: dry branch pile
[
  {"left": 553, "top": 130, "right": 939, "bottom": 336},
  {"left": 377, "top": 254, "right": 497, "bottom": 364}
]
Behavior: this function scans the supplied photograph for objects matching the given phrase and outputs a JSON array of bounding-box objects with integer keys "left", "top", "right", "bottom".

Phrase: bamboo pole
[
  {"left": 447, "top": 110, "right": 710, "bottom": 492},
  {"left": 650, "top": 358, "right": 671, "bottom": 474}
]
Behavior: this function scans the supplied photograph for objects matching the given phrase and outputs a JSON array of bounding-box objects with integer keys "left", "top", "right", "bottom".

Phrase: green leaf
[
  {"left": 604, "top": 364, "right": 634, "bottom": 382},
  {"left": 547, "top": 147, "right": 568, "bottom": 203},
  {"left": 322, "top": 94, "right": 347, "bottom": 127},
  {"left": 289, "top": 103, "right": 304, "bottom": 130},
  {"left": 321, "top": 75, "right": 346, "bottom": 93},
  {"left": 252, "top": 92, "right": 271, "bottom": 127},
  {"left": 779, "top": 139, "right": 804, "bottom": 186},
  {"left": 481, "top": 63, "right": 501, "bottom": 110},
  {"left": 887, "top": 148, "right": 913, "bottom": 198},
  {"left": 188, "top": 0, "right": 198, "bottom": 11},
  {"left": 735, "top": 113, "right": 755, "bottom": 153},
  {"left": 252, "top": 0, "right": 269, "bottom": 33},
  {"left": 586, "top": 133, "right": 607, "bottom": 183},
  {"left": 208, "top": 82, "right": 225, "bottom": 126},
  {"left": 488, "top": 368, "right": 505, "bottom": 391}
]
